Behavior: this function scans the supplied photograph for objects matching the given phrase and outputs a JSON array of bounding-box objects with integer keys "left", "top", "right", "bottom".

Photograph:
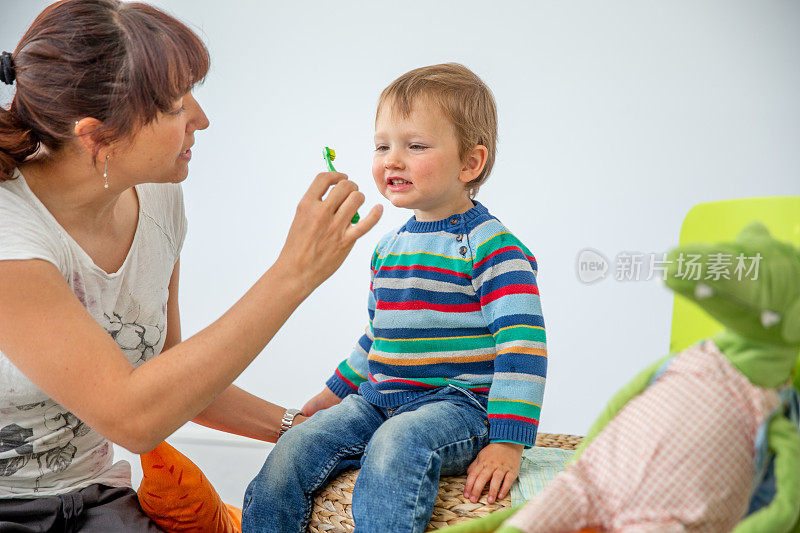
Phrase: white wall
[{"left": 4, "top": 0, "right": 800, "bottom": 503}]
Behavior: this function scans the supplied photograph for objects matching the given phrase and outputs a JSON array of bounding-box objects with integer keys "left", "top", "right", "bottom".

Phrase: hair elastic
[{"left": 0, "top": 52, "right": 15, "bottom": 85}]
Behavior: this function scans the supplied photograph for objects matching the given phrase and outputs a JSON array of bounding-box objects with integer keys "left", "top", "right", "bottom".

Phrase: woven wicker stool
[{"left": 308, "top": 432, "right": 584, "bottom": 532}]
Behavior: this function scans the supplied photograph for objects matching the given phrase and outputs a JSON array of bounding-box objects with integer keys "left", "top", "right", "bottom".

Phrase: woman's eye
[{"left": 171, "top": 105, "right": 186, "bottom": 115}]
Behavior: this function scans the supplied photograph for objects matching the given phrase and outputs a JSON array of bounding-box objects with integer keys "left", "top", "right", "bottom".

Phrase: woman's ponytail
[
  {"left": 0, "top": 106, "right": 38, "bottom": 181},
  {"left": 0, "top": 50, "right": 38, "bottom": 180}
]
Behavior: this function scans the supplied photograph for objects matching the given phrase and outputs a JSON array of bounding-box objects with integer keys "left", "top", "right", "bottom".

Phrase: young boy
[{"left": 242, "top": 63, "right": 547, "bottom": 533}]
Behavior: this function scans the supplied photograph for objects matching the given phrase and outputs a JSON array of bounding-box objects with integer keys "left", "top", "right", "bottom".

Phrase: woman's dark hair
[{"left": 0, "top": 0, "right": 209, "bottom": 180}]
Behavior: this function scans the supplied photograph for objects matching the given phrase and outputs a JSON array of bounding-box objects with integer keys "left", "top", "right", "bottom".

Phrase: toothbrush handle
[{"left": 325, "top": 155, "right": 359, "bottom": 223}]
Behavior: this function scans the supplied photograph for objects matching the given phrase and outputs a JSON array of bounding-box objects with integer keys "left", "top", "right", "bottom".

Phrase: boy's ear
[{"left": 459, "top": 144, "right": 489, "bottom": 184}]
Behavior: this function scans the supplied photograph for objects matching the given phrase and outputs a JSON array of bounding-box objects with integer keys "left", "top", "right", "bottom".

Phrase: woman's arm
[
  {"left": 0, "top": 173, "right": 380, "bottom": 453},
  {"left": 192, "top": 385, "right": 287, "bottom": 442},
  {"left": 163, "top": 259, "right": 288, "bottom": 442}
]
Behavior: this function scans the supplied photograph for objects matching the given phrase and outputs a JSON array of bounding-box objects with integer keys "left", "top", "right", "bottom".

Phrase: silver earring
[{"left": 103, "top": 154, "right": 110, "bottom": 189}]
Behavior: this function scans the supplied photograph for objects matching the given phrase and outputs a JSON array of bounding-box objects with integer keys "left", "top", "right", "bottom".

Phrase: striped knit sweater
[{"left": 325, "top": 202, "right": 547, "bottom": 446}]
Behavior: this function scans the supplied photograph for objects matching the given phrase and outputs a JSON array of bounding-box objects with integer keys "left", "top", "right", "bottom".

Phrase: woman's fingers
[
  {"left": 330, "top": 184, "right": 383, "bottom": 240},
  {"left": 278, "top": 173, "right": 382, "bottom": 292},
  {"left": 305, "top": 172, "right": 349, "bottom": 201},
  {"left": 347, "top": 204, "right": 383, "bottom": 240},
  {"left": 303, "top": 173, "right": 380, "bottom": 236},
  {"left": 324, "top": 178, "right": 358, "bottom": 213},
  {"left": 332, "top": 188, "right": 364, "bottom": 225}
]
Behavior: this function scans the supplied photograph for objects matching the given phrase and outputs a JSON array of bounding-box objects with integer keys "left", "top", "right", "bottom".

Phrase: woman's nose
[
  {"left": 194, "top": 107, "right": 210, "bottom": 131},
  {"left": 186, "top": 94, "right": 210, "bottom": 131}
]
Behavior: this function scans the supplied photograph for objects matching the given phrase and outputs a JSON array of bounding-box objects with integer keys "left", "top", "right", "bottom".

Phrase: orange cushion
[{"left": 137, "top": 441, "right": 242, "bottom": 533}]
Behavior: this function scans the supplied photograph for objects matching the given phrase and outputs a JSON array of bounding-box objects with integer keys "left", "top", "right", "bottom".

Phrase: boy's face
[{"left": 373, "top": 99, "right": 474, "bottom": 221}]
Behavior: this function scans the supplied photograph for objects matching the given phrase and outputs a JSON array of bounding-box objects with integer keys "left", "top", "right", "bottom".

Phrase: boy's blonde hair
[{"left": 377, "top": 63, "right": 498, "bottom": 198}]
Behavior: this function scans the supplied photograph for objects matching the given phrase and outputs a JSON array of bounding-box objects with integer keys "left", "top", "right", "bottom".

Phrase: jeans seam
[
  {"left": 408, "top": 433, "right": 488, "bottom": 533},
  {"left": 410, "top": 449, "right": 437, "bottom": 533},
  {"left": 300, "top": 441, "right": 369, "bottom": 530}
]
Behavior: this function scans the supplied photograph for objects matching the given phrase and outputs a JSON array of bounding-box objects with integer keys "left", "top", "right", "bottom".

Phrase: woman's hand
[
  {"left": 276, "top": 172, "right": 382, "bottom": 296},
  {"left": 464, "top": 442, "right": 524, "bottom": 504},
  {"left": 302, "top": 386, "right": 342, "bottom": 416}
]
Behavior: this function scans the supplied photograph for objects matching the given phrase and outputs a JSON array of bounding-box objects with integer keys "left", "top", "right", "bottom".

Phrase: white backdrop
[{"left": 3, "top": 1, "right": 800, "bottom": 440}]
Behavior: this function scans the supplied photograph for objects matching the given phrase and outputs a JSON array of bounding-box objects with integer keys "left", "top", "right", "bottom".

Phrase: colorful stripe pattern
[{"left": 325, "top": 202, "right": 547, "bottom": 446}]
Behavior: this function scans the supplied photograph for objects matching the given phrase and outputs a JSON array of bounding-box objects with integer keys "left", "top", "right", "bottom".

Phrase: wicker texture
[{"left": 307, "top": 432, "right": 583, "bottom": 532}]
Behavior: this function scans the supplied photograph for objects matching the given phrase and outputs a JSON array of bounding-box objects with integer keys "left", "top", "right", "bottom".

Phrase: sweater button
[
  {"left": 456, "top": 234, "right": 463, "bottom": 242},
  {"left": 459, "top": 246, "right": 467, "bottom": 256},
  {"left": 449, "top": 217, "right": 459, "bottom": 225}
]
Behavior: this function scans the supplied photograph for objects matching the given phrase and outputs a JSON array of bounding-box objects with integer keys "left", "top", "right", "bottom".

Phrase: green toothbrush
[{"left": 323, "top": 146, "right": 360, "bottom": 224}]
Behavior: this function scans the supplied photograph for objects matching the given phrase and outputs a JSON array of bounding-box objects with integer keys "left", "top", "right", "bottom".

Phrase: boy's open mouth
[{"left": 386, "top": 177, "right": 413, "bottom": 192}]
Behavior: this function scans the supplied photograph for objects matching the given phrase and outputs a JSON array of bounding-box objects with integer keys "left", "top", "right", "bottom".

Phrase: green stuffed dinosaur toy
[{"left": 442, "top": 222, "right": 800, "bottom": 533}]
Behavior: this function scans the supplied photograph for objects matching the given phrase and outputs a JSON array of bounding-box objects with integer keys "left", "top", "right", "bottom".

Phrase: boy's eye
[
  {"left": 409, "top": 144, "right": 427, "bottom": 150},
  {"left": 375, "top": 145, "right": 389, "bottom": 152}
]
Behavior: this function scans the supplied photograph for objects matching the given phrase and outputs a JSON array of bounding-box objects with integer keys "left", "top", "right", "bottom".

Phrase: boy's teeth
[{"left": 391, "top": 179, "right": 408, "bottom": 185}]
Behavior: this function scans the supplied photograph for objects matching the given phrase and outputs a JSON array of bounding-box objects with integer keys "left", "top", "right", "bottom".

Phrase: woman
[{"left": 0, "top": 0, "right": 381, "bottom": 530}]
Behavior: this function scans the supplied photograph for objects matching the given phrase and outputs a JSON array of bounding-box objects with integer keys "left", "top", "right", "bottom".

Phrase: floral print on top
[{"left": 0, "top": 169, "right": 186, "bottom": 497}]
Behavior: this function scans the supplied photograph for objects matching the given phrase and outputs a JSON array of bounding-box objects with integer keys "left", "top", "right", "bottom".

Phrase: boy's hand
[
  {"left": 464, "top": 442, "right": 524, "bottom": 504},
  {"left": 301, "top": 386, "right": 342, "bottom": 416}
]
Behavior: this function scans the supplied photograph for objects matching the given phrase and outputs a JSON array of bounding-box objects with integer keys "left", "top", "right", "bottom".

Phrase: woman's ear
[
  {"left": 459, "top": 144, "right": 489, "bottom": 184},
  {"left": 74, "top": 117, "right": 108, "bottom": 158}
]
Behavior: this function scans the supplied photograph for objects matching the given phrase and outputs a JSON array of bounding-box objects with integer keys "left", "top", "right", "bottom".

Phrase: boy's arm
[
  {"left": 322, "top": 248, "right": 379, "bottom": 399},
  {"left": 324, "top": 323, "right": 373, "bottom": 398},
  {"left": 473, "top": 230, "right": 547, "bottom": 447},
  {"left": 464, "top": 228, "right": 545, "bottom": 502}
]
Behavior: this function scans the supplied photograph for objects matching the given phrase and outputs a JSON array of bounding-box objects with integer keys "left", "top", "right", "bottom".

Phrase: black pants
[{"left": 0, "top": 484, "right": 163, "bottom": 532}]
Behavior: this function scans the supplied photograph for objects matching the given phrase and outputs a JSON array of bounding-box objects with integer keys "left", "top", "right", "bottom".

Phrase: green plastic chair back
[{"left": 670, "top": 196, "right": 800, "bottom": 353}]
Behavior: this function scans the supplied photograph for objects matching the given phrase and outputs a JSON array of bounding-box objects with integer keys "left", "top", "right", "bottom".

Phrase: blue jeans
[{"left": 242, "top": 385, "right": 490, "bottom": 533}]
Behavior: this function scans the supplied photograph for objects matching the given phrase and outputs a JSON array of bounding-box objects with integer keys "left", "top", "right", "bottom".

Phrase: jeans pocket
[{"left": 446, "top": 384, "right": 488, "bottom": 414}]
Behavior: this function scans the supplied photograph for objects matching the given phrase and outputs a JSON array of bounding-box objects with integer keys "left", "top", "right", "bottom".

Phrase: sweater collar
[{"left": 402, "top": 201, "right": 489, "bottom": 233}]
